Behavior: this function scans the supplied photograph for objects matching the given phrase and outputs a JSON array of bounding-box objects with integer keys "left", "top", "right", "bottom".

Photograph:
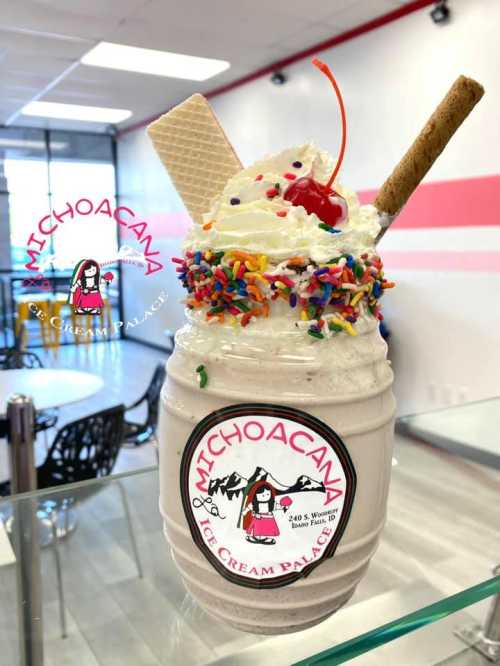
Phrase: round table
[
  {"left": 0, "top": 369, "right": 104, "bottom": 418},
  {"left": 0, "top": 368, "right": 105, "bottom": 541}
]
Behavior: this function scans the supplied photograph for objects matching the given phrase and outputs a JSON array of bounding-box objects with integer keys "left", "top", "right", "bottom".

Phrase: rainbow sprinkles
[{"left": 172, "top": 249, "right": 394, "bottom": 340}]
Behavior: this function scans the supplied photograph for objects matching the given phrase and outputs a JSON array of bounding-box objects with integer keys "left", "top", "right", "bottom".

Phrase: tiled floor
[{"left": 0, "top": 340, "right": 499, "bottom": 665}]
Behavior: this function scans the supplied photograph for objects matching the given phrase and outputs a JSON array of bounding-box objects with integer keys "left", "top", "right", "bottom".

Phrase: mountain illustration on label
[
  {"left": 180, "top": 404, "right": 356, "bottom": 589},
  {"left": 208, "top": 466, "right": 326, "bottom": 500}
]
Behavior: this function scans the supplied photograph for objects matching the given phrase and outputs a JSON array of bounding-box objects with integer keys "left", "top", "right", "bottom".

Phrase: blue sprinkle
[
  {"left": 214, "top": 282, "right": 223, "bottom": 292},
  {"left": 236, "top": 279, "right": 246, "bottom": 288},
  {"left": 226, "top": 285, "right": 235, "bottom": 292},
  {"left": 372, "top": 282, "right": 382, "bottom": 298},
  {"left": 330, "top": 228, "right": 342, "bottom": 234},
  {"left": 210, "top": 300, "right": 218, "bottom": 306},
  {"left": 321, "top": 283, "right": 333, "bottom": 305},
  {"left": 230, "top": 197, "right": 241, "bottom": 205},
  {"left": 292, "top": 161, "right": 302, "bottom": 168},
  {"left": 346, "top": 316, "right": 356, "bottom": 323},
  {"left": 289, "top": 293, "right": 297, "bottom": 308},
  {"left": 194, "top": 251, "right": 202, "bottom": 264},
  {"left": 309, "top": 297, "right": 322, "bottom": 305},
  {"left": 346, "top": 256, "right": 355, "bottom": 268},
  {"left": 314, "top": 267, "right": 330, "bottom": 276},
  {"left": 238, "top": 290, "right": 248, "bottom": 297}
]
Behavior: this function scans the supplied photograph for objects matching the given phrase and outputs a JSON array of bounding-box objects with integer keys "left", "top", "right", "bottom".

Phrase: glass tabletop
[
  {"left": 397, "top": 397, "right": 500, "bottom": 470},
  {"left": 0, "top": 433, "right": 499, "bottom": 665}
]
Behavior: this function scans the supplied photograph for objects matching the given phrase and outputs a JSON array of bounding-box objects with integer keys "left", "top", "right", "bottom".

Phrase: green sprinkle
[
  {"left": 307, "top": 304, "right": 316, "bottom": 319},
  {"left": 308, "top": 330, "right": 324, "bottom": 340},
  {"left": 209, "top": 305, "right": 225, "bottom": 314},
  {"left": 205, "top": 270, "right": 213, "bottom": 277},
  {"left": 274, "top": 182, "right": 281, "bottom": 191},
  {"left": 196, "top": 365, "right": 208, "bottom": 389},
  {"left": 212, "top": 251, "right": 225, "bottom": 265},
  {"left": 223, "top": 267, "right": 233, "bottom": 279},
  {"left": 354, "top": 263, "right": 364, "bottom": 279},
  {"left": 328, "top": 323, "right": 343, "bottom": 332},
  {"left": 233, "top": 300, "right": 250, "bottom": 312},
  {"left": 318, "top": 223, "right": 334, "bottom": 233}
]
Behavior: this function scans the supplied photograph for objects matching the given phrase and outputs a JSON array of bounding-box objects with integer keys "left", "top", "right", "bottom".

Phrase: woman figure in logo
[
  {"left": 241, "top": 481, "right": 283, "bottom": 545},
  {"left": 68, "top": 259, "right": 112, "bottom": 315}
]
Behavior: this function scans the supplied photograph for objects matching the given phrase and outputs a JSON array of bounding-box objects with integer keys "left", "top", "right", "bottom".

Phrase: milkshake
[{"left": 149, "top": 62, "right": 484, "bottom": 634}]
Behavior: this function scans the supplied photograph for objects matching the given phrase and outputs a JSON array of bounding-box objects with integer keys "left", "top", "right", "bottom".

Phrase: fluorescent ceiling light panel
[
  {"left": 0, "top": 138, "right": 67, "bottom": 151},
  {"left": 81, "top": 41, "right": 230, "bottom": 81},
  {"left": 21, "top": 101, "right": 132, "bottom": 124}
]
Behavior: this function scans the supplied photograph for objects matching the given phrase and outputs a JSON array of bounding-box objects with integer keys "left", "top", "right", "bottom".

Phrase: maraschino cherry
[{"left": 284, "top": 59, "right": 347, "bottom": 227}]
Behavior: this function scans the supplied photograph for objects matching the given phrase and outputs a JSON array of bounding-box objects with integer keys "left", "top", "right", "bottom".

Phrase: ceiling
[{"left": 0, "top": 0, "right": 415, "bottom": 133}]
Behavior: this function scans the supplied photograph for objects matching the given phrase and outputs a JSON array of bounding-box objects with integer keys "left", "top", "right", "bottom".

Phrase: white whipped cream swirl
[{"left": 183, "top": 143, "right": 380, "bottom": 263}]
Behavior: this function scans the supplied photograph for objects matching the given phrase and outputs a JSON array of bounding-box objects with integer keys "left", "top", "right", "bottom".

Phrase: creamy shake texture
[{"left": 160, "top": 135, "right": 396, "bottom": 633}]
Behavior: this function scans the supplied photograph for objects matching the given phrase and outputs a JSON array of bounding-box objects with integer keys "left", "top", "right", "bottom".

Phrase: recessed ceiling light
[
  {"left": 21, "top": 101, "right": 132, "bottom": 124},
  {"left": 81, "top": 41, "right": 230, "bottom": 81}
]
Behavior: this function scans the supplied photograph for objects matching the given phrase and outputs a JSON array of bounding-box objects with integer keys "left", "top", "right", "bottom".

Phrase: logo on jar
[{"left": 180, "top": 403, "right": 356, "bottom": 589}]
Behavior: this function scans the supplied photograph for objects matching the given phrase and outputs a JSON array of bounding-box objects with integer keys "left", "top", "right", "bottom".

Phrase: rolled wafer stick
[{"left": 374, "top": 75, "right": 484, "bottom": 241}]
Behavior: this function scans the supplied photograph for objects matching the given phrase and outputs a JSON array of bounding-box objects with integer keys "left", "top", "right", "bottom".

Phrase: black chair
[
  {"left": 0, "top": 348, "right": 59, "bottom": 436},
  {"left": 0, "top": 404, "right": 142, "bottom": 638},
  {"left": 123, "top": 362, "right": 166, "bottom": 446}
]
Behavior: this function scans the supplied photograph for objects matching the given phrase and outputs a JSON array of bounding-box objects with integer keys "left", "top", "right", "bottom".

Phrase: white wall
[{"left": 117, "top": 0, "right": 500, "bottom": 413}]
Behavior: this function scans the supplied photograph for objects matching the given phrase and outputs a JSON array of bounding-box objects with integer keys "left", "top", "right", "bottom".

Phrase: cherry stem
[{"left": 312, "top": 58, "right": 347, "bottom": 192}]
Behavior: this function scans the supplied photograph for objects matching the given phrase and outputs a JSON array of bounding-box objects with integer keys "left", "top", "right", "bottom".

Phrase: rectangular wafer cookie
[{"left": 148, "top": 94, "right": 242, "bottom": 224}]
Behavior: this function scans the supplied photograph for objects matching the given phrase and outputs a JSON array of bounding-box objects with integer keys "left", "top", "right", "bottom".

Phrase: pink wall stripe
[
  {"left": 382, "top": 250, "right": 500, "bottom": 272},
  {"left": 359, "top": 174, "right": 500, "bottom": 229}
]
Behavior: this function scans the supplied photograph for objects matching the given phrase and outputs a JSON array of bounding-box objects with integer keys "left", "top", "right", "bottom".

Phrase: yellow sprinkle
[
  {"left": 244, "top": 271, "right": 267, "bottom": 284},
  {"left": 300, "top": 310, "right": 309, "bottom": 321},
  {"left": 350, "top": 292, "right": 364, "bottom": 307},
  {"left": 332, "top": 317, "right": 357, "bottom": 336},
  {"left": 344, "top": 322, "right": 357, "bottom": 336},
  {"left": 229, "top": 316, "right": 237, "bottom": 326},
  {"left": 205, "top": 250, "right": 212, "bottom": 260},
  {"left": 245, "top": 260, "right": 258, "bottom": 271},
  {"left": 259, "top": 255, "right": 268, "bottom": 272},
  {"left": 233, "top": 260, "right": 241, "bottom": 279},
  {"left": 275, "top": 281, "right": 286, "bottom": 290}
]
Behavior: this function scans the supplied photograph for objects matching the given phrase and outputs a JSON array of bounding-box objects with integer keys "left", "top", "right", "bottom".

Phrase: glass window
[
  {"left": 48, "top": 132, "right": 117, "bottom": 267},
  {"left": 0, "top": 128, "right": 50, "bottom": 270}
]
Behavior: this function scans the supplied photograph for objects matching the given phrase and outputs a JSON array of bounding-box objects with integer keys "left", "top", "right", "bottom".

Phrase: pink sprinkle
[
  {"left": 283, "top": 173, "right": 297, "bottom": 180},
  {"left": 172, "top": 257, "right": 185, "bottom": 264},
  {"left": 228, "top": 307, "right": 240, "bottom": 315}
]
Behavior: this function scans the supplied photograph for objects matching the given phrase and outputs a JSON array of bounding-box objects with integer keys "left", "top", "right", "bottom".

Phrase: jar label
[{"left": 180, "top": 404, "right": 356, "bottom": 589}]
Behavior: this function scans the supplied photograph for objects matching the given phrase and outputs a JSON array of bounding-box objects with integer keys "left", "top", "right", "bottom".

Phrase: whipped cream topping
[{"left": 183, "top": 143, "right": 380, "bottom": 264}]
